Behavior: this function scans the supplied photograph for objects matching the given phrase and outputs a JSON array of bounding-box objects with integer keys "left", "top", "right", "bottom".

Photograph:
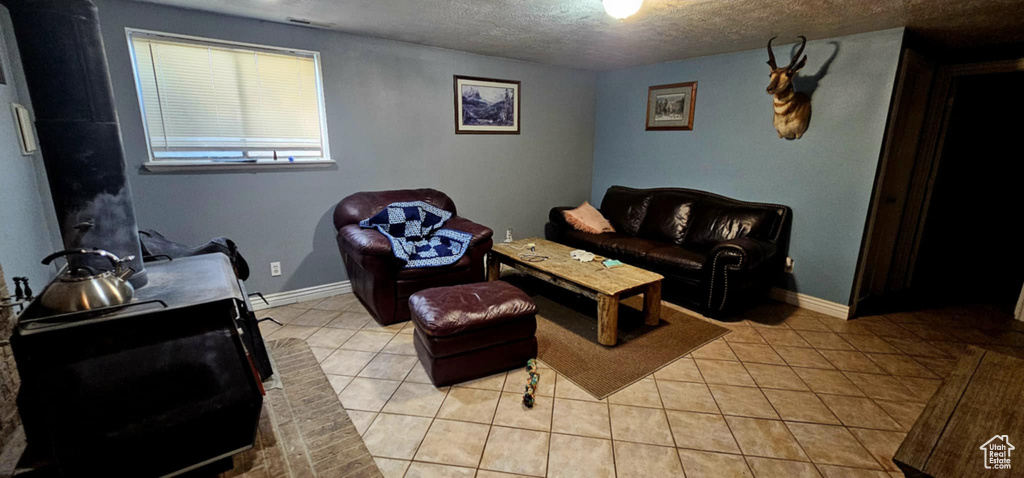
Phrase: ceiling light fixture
[{"left": 603, "top": 0, "right": 644, "bottom": 19}]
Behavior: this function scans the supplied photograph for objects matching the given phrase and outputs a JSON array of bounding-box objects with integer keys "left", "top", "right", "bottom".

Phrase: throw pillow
[{"left": 564, "top": 202, "right": 615, "bottom": 234}]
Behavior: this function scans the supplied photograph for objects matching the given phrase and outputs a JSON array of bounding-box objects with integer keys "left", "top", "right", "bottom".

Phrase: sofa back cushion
[
  {"left": 599, "top": 187, "right": 652, "bottom": 236},
  {"left": 334, "top": 188, "right": 457, "bottom": 230},
  {"left": 638, "top": 191, "right": 702, "bottom": 245},
  {"left": 683, "top": 197, "right": 783, "bottom": 246}
]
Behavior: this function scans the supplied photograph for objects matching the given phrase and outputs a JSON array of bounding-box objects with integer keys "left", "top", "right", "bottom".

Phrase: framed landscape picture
[
  {"left": 646, "top": 81, "right": 697, "bottom": 131},
  {"left": 454, "top": 75, "right": 520, "bottom": 134}
]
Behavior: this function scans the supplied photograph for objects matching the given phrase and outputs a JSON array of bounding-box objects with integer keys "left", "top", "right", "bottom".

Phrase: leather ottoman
[{"left": 409, "top": 281, "right": 538, "bottom": 387}]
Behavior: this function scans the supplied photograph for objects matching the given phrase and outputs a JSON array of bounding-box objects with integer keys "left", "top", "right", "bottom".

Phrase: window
[{"left": 126, "top": 30, "right": 330, "bottom": 168}]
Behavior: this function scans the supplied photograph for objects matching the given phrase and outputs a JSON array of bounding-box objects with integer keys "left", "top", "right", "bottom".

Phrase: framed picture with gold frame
[{"left": 646, "top": 81, "right": 696, "bottom": 131}]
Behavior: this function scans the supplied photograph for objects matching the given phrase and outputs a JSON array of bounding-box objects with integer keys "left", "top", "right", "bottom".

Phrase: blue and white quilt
[{"left": 359, "top": 201, "right": 473, "bottom": 268}]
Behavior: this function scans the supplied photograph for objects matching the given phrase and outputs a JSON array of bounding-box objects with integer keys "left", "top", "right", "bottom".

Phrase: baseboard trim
[
  {"left": 249, "top": 281, "right": 848, "bottom": 320},
  {"left": 250, "top": 280, "right": 352, "bottom": 311},
  {"left": 770, "top": 287, "right": 851, "bottom": 320}
]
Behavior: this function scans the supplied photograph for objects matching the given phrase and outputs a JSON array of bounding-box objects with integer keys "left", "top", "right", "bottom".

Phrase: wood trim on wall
[
  {"left": 249, "top": 279, "right": 852, "bottom": 322},
  {"left": 771, "top": 288, "right": 851, "bottom": 320},
  {"left": 850, "top": 47, "right": 935, "bottom": 316},
  {"left": 249, "top": 280, "right": 352, "bottom": 310},
  {"left": 1016, "top": 284, "right": 1024, "bottom": 322}
]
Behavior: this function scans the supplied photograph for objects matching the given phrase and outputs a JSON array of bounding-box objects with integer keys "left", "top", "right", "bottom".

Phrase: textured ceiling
[{"left": 134, "top": 0, "right": 1024, "bottom": 70}]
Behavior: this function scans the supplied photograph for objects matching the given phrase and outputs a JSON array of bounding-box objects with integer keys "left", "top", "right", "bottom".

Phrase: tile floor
[{"left": 257, "top": 294, "right": 1023, "bottom": 478}]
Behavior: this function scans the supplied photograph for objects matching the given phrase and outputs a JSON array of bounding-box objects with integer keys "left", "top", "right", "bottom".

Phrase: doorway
[
  {"left": 911, "top": 71, "right": 1024, "bottom": 312},
  {"left": 852, "top": 56, "right": 1024, "bottom": 318}
]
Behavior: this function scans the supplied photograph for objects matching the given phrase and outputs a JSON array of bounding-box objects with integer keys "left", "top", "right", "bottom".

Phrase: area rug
[
  {"left": 503, "top": 274, "right": 730, "bottom": 400},
  {"left": 219, "top": 338, "right": 382, "bottom": 478}
]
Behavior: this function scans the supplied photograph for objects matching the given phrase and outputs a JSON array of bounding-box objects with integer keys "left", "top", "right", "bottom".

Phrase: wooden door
[{"left": 851, "top": 48, "right": 935, "bottom": 311}]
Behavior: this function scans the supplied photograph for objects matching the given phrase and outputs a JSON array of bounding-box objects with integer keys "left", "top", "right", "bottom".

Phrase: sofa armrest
[
  {"left": 710, "top": 237, "right": 778, "bottom": 270},
  {"left": 444, "top": 216, "right": 494, "bottom": 248},
  {"left": 338, "top": 224, "right": 393, "bottom": 256},
  {"left": 705, "top": 236, "right": 780, "bottom": 314},
  {"left": 548, "top": 206, "right": 575, "bottom": 229}
]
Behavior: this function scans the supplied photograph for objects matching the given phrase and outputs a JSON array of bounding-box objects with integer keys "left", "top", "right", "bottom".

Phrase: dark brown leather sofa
[
  {"left": 333, "top": 189, "right": 494, "bottom": 325},
  {"left": 546, "top": 186, "right": 791, "bottom": 317}
]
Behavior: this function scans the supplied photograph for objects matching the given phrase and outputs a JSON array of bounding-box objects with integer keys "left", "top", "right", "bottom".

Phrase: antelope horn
[
  {"left": 766, "top": 36, "right": 778, "bottom": 69},
  {"left": 786, "top": 35, "right": 807, "bottom": 70}
]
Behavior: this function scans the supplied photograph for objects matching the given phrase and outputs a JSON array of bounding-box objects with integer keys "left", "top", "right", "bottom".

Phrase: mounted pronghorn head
[
  {"left": 765, "top": 36, "right": 812, "bottom": 140},
  {"left": 766, "top": 36, "right": 808, "bottom": 95}
]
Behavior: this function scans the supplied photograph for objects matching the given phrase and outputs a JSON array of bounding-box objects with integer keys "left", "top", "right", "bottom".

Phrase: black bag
[{"left": 139, "top": 230, "right": 251, "bottom": 280}]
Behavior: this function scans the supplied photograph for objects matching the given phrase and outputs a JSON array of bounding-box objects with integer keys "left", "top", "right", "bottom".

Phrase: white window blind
[{"left": 128, "top": 31, "right": 327, "bottom": 162}]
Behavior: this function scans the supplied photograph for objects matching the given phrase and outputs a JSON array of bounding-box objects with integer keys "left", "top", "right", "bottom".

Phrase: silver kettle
[{"left": 39, "top": 249, "right": 136, "bottom": 312}]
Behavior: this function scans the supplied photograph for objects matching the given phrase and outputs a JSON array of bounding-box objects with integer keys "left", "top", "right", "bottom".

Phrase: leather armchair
[
  {"left": 547, "top": 186, "right": 791, "bottom": 317},
  {"left": 333, "top": 188, "right": 494, "bottom": 325}
]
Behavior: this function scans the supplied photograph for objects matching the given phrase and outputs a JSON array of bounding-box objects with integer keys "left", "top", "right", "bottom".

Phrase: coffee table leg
[
  {"left": 598, "top": 294, "right": 619, "bottom": 346},
  {"left": 643, "top": 281, "right": 662, "bottom": 326},
  {"left": 486, "top": 252, "right": 501, "bottom": 281}
]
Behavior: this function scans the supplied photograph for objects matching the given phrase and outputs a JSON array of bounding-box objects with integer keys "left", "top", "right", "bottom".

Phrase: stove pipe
[{"left": 3, "top": 0, "right": 146, "bottom": 286}]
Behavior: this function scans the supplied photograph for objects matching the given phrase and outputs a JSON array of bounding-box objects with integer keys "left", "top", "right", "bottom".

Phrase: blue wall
[
  {"left": 591, "top": 29, "right": 904, "bottom": 304},
  {"left": 0, "top": 10, "right": 62, "bottom": 293},
  {"left": 3, "top": 0, "right": 905, "bottom": 307},
  {"left": 92, "top": 0, "right": 597, "bottom": 295}
]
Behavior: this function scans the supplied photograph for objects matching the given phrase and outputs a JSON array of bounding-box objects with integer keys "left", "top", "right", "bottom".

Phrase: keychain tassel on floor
[{"left": 522, "top": 359, "right": 540, "bottom": 408}]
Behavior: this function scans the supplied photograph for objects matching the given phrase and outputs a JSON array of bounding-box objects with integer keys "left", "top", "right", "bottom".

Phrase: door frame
[
  {"left": 903, "top": 58, "right": 1024, "bottom": 288},
  {"left": 1016, "top": 284, "right": 1024, "bottom": 321},
  {"left": 850, "top": 57, "right": 1024, "bottom": 316},
  {"left": 849, "top": 48, "right": 934, "bottom": 316}
]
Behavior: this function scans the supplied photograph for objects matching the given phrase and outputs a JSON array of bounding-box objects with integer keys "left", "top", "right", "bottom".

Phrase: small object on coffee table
[
  {"left": 522, "top": 359, "right": 540, "bottom": 408},
  {"left": 570, "top": 249, "right": 595, "bottom": 262},
  {"left": 488, "top": 238, "right": 663, "bottom": 346}
]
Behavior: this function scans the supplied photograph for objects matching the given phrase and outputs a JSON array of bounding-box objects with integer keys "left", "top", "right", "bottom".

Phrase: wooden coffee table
[
  {"left": 487, "top": 238, "right": 664, "bottom": 346},
  {"left": 894, "top": 346, "right": 1024, "bottom": 477}
]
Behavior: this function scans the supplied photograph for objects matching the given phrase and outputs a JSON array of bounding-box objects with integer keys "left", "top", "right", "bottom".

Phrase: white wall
[
  {"left": 94, "top": 0, "right": 598, "bottom": 294},
  {"left": 0, "top": 8, "right": 61, "bottom": 294}
]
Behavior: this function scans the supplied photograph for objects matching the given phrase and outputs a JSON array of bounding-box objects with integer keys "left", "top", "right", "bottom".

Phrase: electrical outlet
[
  {"left": 505, "top": 228, "right": 513, "bottom": 243},
  {"left": 784, "top": 257, "right": 795, "bottom": 273},
  {"left": 270, "top": 262, "right": 282, "bottom": 277}
]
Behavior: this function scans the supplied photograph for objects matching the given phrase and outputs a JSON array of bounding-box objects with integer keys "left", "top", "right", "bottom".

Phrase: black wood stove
[{"left": 11, "top": 254, "right": 268, "bottom": 477}]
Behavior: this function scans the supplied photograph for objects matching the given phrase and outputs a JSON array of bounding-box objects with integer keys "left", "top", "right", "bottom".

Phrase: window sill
[{"left": 141, "top": 159, "right": 336, "bottom": 173}]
